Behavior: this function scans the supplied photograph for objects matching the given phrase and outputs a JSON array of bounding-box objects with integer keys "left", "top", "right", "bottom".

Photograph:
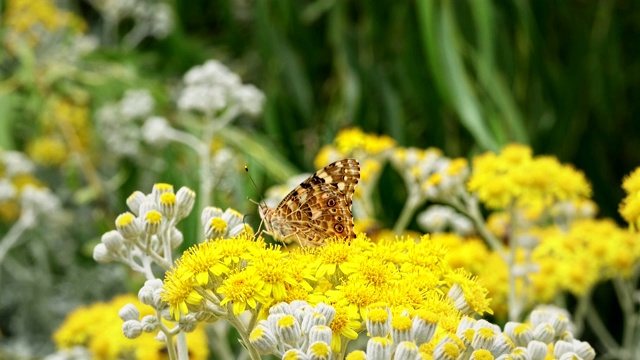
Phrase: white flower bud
[
  {"left": 122, "top": 320, "right": 142, "bottom": 339},
  {"left": 126, "top": 191, "right": 147, "bottom": 215},
  {"left": 92, "top": 243, "right": 112, "bottom": 263},
  {"left": 169, "top": 227, "right": 184, "bottom": 248},
  {"left": 141, "top": 315, "right": 158, "bottom": 332},
  {"left": 314, "top": 302, "right": 335, "bottom": 324},
  {"left": 249, "top": 325, "right": 277, "bottom": 354},
  {"left": 276, "top": 315, "right": 302, "bottom": 346},
  {"left": 101, "top": 230, "right": 125, "bottom": 252},
  {"left": 366, "top": 337, "right": 392, "bottom": 360},
  {"left": 573, "top": 340, "right": 595, "bottom": 360},
  {"left": 307, "top": 341, "right": 331, "bottom": 360},
  {"left": 553, "top": 340, "right": 574, "bottom": 358},
  {"left": 119, "top": 303, "right": 140, "bottom": 321},
  {"left": 308, "top": 325, "right": 332, "bottom": 345},
  {"left": 179, "top": 314, "right": 198, "bottom": 333},
  {"left": 394, "top": 341, "right": 419, "bottom": 360},
  {"left": 527, "top": 340, "right": 549, "bottom": 360},
  {"left": 176, "top": 187, "right": 196, "bottom": 220}
]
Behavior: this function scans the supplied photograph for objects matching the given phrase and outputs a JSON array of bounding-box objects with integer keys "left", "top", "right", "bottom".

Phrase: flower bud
[
  {"left": 118, "top": 303, "right": 140, "bottom": 321},
  {"left": 122, "top": 320, "right": 142, "bottom": 339}
]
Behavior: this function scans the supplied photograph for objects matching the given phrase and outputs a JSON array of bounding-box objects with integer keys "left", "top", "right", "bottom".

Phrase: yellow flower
[
  {"left": 53, "top": 294, "right": 209, "bottom": 360},
  {"left": 217, "top": 267, "right": 270, "bottom": 315},
  {"left": 162, "top": 266, "right": 204, "bottom": 320},
  {"left": 446, "top": 269, "right": 493, "bottom": 316},
  {"left": 622, "top": 167, "right": 640, "bottom": 194},
  {"left": 211, "top": 233, "right": 265, "bottom": 267},
  {"left": 327, "top": 302, "right": 362, "bottom": 352},
  {"left": 312, "top": 238, "right": 363, "bottom": 280},
  {"left": 27, "top": 137, "right": 68, "bottom": 165},
  {"left": 468, "top": 144, "right": 591, "bottom": 211},
  {"left": 248, "top": 245, "right": 301, "bottom": 301},
  {"left": 325, "top": 277, "right": 380, "bottom": 320}
]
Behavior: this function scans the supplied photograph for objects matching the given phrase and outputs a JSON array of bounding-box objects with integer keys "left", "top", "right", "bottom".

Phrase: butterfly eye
[
  {"left": 334, "top": 224, "right": 344, "bottom": 233},
  {"left": 327, "top": 199, "right": 336, "bottom": 207}
]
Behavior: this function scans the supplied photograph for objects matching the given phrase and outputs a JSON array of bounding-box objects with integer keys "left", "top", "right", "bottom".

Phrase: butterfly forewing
[{"left": 260, "top": 158, "right": 360, "bottom": 247}]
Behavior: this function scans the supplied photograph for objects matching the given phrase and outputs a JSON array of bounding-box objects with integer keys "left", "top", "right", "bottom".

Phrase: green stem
[
  {"left": 225, "top": 305, "right": 262, "bottom": 360},
  {"left": 613, "top": 277, "right": 636, "bottom": 357},
  {"left": 585, "top": 303, "right": 620, "bottom": 358},
  {"left": 156, "top": 311, "right": 179, "bottom": 360},
  {"left": 446, "top": 194, "right": 506, "bottom": 259},
  {"left": 572, "top": 287, "right": 593, "bottom": 336},
  {"left": 393, "top": 195, "right": 422, "bottom": 234},
  {"left": 176, "top": 331, "right": 189, "bottom": 360}
]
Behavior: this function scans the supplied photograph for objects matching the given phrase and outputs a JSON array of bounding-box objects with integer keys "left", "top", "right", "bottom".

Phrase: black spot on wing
[
  {"left": 311, "top": 174, "right": 325, "bottom": 184},
  {"left": 300, "top": 182, "right": 312, "bottom": 189}
]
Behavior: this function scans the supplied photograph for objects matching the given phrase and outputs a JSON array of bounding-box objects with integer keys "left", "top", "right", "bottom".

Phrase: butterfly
[{"left": 259, "top": 158, "right": 360, "bottom": 247}]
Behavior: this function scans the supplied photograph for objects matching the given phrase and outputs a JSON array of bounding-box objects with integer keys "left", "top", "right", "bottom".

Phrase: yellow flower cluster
[
  {"left": 3, "top": 0, "right": 86, "bottom": 50},
  {"left": 440, "top": 216, "right": 640, "bottom": 317},
  {"left": 620, "top": 167, "right": 640, "bottom": 230},
  {"left": 467, "top": 144, "right": 591, "bottom": 211},
  {"left": 162, "top": 233, "right": 493, "bottom": 354},
  {"left": 432, "top": 233, "right": 510, "bottom": 318},
  {"left": 53, "top": 294, "right": 209, "bottom": 360},
  {"left": 0, "top": 153, "right": 44, "bottom": 222},
  {"left": 530, "top": 219, "right": 640, "bottom": 299},
  {"left": 26, "top": 98, "right": 92, "bottom": 166}
]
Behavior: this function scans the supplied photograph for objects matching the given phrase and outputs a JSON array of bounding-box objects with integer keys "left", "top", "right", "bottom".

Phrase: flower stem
[
  {"left": 393, "top": 196, "right": 422, "bottom": 234},
  {"left": 225, "top": 306, "right": 262, "bottom": 360}
]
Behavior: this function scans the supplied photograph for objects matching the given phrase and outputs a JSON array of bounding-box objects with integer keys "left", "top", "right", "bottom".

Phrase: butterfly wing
[{"left": 270, "top": 158, "right": 360, "bottom": 247}]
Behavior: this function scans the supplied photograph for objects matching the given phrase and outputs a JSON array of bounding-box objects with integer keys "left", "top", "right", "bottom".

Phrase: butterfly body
[{"left": 259, "top": 158, "right": 360, "bottom": 247}]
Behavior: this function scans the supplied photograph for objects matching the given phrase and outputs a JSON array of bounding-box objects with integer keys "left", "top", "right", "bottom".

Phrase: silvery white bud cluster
[
  {"left": 94, "top": 0, "right": 173, "bottom": 43},
  {"left": 2, "top": 151, "right": 35, "bottom": 177},
  {"left": 352, "top": 306, "right": 437, "bottom": 360},
  {"left": 97, "top": 89, "right": 155, "bottom": 157},
  {"left": 0, "top": 152, "right": 62, "bottom": 226},
  {"left": 177, "top": 60, "right": 265, "bottom": 116},
  {"left": 201, "top": 206, "right": 251, "bottom": 240},
  {"left": 93, "top": 184, "right": 195, "bottom": 272},
  {"left": 437, "top": 307, "right": 595, "bottom": 360},
  {"left": 391, "top": 148, "right": 469, "bottom": 204},
  {"left": 43, "top": 346, "right": 92, "bottom": 360},
  {"left": 130, "top": 2, "right": 173, "bottom": 39},
  {"left": 249, "top": 301, "right": 336, "bottom": 359},
  {"left": 551, "top": 199, "right": 598, "bottom": 223},
  {"left": 417, "top": 205, "right": 473, "bottom": 235}
]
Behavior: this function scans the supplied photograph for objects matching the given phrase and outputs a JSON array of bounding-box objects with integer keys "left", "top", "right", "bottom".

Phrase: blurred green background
[{"left": 149, "top": 0, "right": 639, "bottom": 220}]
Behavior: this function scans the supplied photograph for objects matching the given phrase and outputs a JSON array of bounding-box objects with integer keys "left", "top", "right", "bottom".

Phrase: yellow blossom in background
[
  {"left": 0, "top": 156, "right": 45, "bottom": 222},
  {"left": 3, "top": 0, "right": 86, "bottom": 51},
  {"left": 620, "top": 166, "right": 640, "bottom": 229},
  {"left": 468, "top": 144, "right": 591, "bottom": 211},
  {"left": 53, "top": 294, "right": 208, "bottom": 360},
  {"left": 27, "top": 137, "right": 68, "bottom": 166},
  {"left": 527, "top": 218, "right": 640, "bottom": 302},
  {"left": 432, "top": 233, "right": 509, "bottom": 318}
]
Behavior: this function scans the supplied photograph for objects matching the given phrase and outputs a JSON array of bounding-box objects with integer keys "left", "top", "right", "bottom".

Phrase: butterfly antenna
[{"left": 244, "top": 165, "right": 267, "bottom": 235}]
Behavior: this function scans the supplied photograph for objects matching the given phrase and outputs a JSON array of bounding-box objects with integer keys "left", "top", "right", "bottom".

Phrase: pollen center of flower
[
  {"left": 145, "top": 210, "right": 163, "bottom": 224},
  {"left": 160, "top": 192, "right": 176, "bottom": 205},
  {"left": 367, "top": 308, "right": 388, "bottom": 323},
  {"left": 210, "top": 217, "right": 227, "bottom": 232},
  {"left": 116, "top": 212, "right": 135, "bottom": 227}
]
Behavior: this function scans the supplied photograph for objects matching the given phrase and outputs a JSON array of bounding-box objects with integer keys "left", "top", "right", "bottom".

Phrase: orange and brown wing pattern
[{"left": 261, "top": 158, "right": 360, "bottom": 247}]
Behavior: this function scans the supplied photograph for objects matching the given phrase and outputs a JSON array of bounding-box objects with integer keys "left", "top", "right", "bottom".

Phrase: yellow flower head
[
  {"left": 53, "top": 294, "right": 209, "bottom": 360},
  {"left": 218, "top": 266, "right": 270, "bottom": 315}
]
